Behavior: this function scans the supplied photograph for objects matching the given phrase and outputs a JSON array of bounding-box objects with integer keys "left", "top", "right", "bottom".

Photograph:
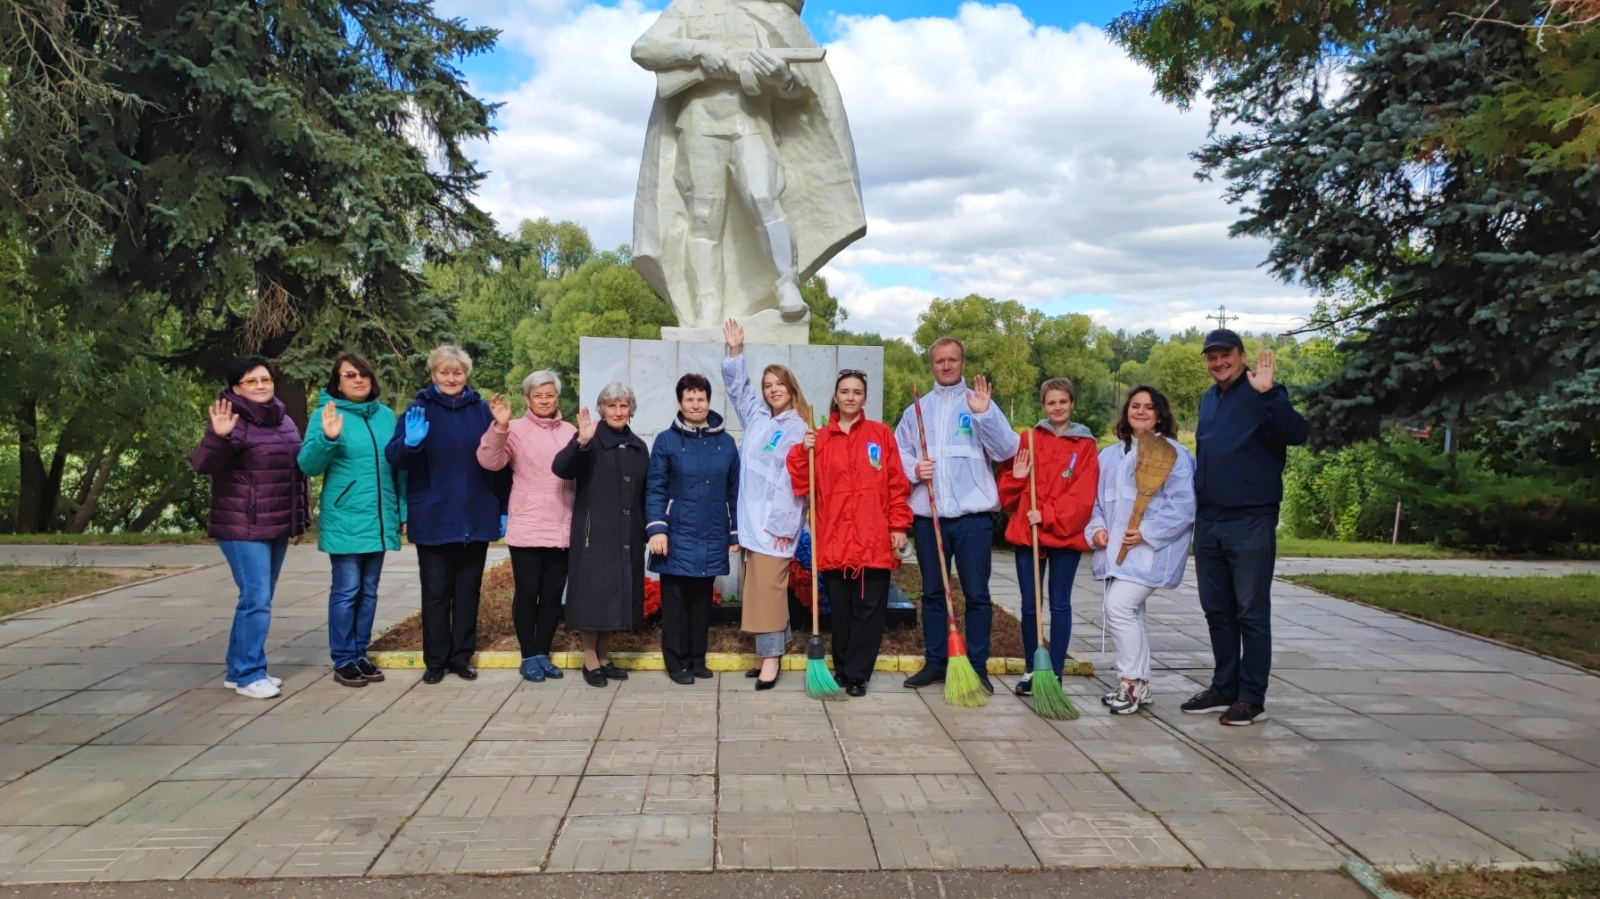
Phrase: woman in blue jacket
[
  {"left": 385, "top": 345, "right": 509, "bottom": 685},
  {"left": 645, "top": 373, "right": 740, "bottom": 685},
  {"left": 297, "top": 353, "right": 403, "bottom": 688}
]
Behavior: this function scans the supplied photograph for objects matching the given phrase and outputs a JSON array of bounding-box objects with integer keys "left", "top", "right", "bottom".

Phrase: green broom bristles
[
  {"left": 1027, "top": 646, "right": 1079, "bottom": 720},
  {"left": 943, "top": 652, "right": 990, "bottom": 708},
  {"left": 804, "top": 635, "right": 847, "bottom": 701}
]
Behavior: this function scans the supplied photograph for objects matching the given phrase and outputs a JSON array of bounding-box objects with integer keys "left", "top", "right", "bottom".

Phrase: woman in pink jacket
[{"left": 478, "top": 370, "right": 578, "bottom": 682}]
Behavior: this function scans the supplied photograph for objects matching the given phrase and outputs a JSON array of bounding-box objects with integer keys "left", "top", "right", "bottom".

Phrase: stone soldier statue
[{"left": 632, "top": 0, "right": 866, "bottom": 332}]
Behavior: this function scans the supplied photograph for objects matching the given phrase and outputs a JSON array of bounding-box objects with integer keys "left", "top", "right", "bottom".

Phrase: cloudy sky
[{"left": 429, "top": 0, "right": 1317, "bottom": 339}]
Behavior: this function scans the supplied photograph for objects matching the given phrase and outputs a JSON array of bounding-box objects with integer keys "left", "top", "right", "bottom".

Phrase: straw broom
[
  {"left": 1025, "top": 429, "right": 1079, "bottom": 720},
  {"left": 911, "top": 385, "right": 989, "bottom": 708},
  {"left": 1116, "top": 430, "right": 1178, "bottom": 565},
  {"left": 804, "top": 440, "right": 847, "bottom": 701}
]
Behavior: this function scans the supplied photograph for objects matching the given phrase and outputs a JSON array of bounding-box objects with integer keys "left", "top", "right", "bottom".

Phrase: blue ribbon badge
[
  {"left": 762, "top": 430, "right": 783, "bottom": 453},
  {"left": 867, "top": 442, "right": 882, "bottom": 470},
  {"left": 955, "top": 413, "right": 974, "bottom": 437}
]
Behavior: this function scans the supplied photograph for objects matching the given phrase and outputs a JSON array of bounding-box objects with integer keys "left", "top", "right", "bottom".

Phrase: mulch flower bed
[{"left": 371, "top": 559, "right": 1028, "bottom": 658}]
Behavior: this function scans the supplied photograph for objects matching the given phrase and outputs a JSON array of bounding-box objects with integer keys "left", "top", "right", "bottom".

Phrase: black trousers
[
  {"left": 510, "top": 546, "right": 569, "bottom": 658},
  {"left": 416, "top": 541, "right": 488, "bottom": 669},
  {"left": 659, "top": 574, "right": 714, "bottom": 674},
  {"left": 823, "top": 568, "right": 890, "bottom": 685}
]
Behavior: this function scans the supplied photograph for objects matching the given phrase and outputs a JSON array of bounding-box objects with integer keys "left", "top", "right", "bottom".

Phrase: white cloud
[{"left": 445, "top": 0, "right": 1318, "bottom": 339}]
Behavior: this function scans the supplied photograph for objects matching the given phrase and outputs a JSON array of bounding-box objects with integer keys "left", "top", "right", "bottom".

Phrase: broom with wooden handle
[
  {"left": 1026, "top": 429, "right": 1078, "bottom": 720},
  {"left": 804, "top": 440, "right": 847, "bottom": 701},
  {"left": 1116, "top": 430, "right": 1178, "bottom": 564},
  {"left": 911, "top": 385, "right": 989, "bottom": 708}
]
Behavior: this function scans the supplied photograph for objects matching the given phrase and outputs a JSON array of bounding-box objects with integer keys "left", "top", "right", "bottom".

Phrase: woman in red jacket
[
  {"left": 788, "top": 370, "right": 913, "bottom": 696},
  {"left": 997, "top": 378, "right": 1100, "bottom": 697}
]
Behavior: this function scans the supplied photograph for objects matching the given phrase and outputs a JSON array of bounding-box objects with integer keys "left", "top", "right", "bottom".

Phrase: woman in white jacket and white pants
[
  {"left": 1087, "top": 385, "right": 1196, "bottom": 715},
  {"left": 721, "top": 320, "right": 813, "bottom": 689}
]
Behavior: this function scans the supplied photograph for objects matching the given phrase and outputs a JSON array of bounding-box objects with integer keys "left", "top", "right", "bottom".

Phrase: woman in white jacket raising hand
[
  {"left": 721, "top": 319, "right": 813, "bottom": 689},
  {"left": 1087, "top": 385, "right": 1196, "bottom": 716}
]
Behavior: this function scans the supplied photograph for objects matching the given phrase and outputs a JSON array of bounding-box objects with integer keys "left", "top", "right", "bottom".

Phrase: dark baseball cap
[{"left": 1202, "top": 329, "right": 1244, "bottom": 353}]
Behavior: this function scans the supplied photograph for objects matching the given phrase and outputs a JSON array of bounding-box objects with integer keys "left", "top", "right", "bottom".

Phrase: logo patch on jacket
[
  {"left": 761, "top": 431, "right": 783, "bottom": 453},
  {"left": 955, "top": 413, "right": 973, "bottom": 437},
  {"left": 866, "top": 442, "right": 882, "bottom": 469}
]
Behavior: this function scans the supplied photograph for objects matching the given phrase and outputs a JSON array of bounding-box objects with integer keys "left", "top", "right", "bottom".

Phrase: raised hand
[
  {"left": 208, "top": 399, "right": 238, "bottom": 438},
  {"left": 724, "top": 318, "right": 745, "bottom": 356},
  {"left": 967, "top": 375, "right": 993, "bottom": 414},
  {"left": 489, "top": 394, "right": 512, "bottom": 429},
  {"left": 320, "top": 401, "right": 343, "bottom": 440},
  {"left": 1247, "top": 349, "right": 1277, "bottom": 393},
  {"left": 576, "top": 407, "right": 597, "bottom": 446},
  {"left": 649, "top": 534, "right": 669, "bottom": 556},
  {"left": 1011, "top": 448, "right": 1032, "bottom": 480},
  {"left": 403, "top": 406, "right": 430, "bottom": 447}
]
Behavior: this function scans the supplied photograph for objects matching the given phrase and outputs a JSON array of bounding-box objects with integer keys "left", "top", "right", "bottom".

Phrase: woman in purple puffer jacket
[{"left": 189, "top": 356, "right": 310, "bottom": 699}]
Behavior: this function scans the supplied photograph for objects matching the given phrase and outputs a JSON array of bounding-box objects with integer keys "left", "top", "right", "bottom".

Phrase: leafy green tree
[{"left": 1110, "top": 0, "right": 1600, "bottom": 449}]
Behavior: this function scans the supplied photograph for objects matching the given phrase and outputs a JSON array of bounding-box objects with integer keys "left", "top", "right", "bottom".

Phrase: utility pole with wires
[{"left": 1207, "top": 304, "right": 1234, "bottom": 330}]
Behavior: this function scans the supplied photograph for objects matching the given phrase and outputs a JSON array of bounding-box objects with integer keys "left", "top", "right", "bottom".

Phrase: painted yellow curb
[{"left": 367, "top": 650, "right": 1092, "bottom": 677}]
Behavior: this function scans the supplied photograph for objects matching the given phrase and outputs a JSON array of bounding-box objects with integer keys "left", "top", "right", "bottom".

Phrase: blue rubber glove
[
  {"left": 500, "top": 514, "right": 508, "bottom": 538},
  {"left": 403, "top": 406, "right": 430, "bottom": 447}
]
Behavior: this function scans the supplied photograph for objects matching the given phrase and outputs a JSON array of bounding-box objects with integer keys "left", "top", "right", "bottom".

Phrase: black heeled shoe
[
  {"left": 755, "top": 669, "right": 780, "bottom": 691},
  {"left": 745, "top": 668, "right": 760, "bottom": 679}
]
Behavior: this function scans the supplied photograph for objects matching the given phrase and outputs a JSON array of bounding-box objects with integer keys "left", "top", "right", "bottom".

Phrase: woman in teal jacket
[{"left": 297, "top": 353, "right": 404, "bottom": 688}]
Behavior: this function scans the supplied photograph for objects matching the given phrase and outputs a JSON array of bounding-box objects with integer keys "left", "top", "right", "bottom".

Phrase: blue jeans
[
  {"left": 914, "top": 514, "right": 993, "bottom": 670},
  {"left": 329, "top": 552, "right": 386, "bottom": 668},
  {"left": 216, "top": 538, "right": 288, "bottom": 686},
  {"left": 1193, "top": 512, "right": 1277, "bottom": 705},
  {"left": 1014, "top": 546, "right": 1081, "bottom": 676}
]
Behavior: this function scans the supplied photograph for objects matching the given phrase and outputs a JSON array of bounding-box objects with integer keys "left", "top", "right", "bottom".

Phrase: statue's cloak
[{"left": 632, "top": 0, "right": 866, "bottom": 320}]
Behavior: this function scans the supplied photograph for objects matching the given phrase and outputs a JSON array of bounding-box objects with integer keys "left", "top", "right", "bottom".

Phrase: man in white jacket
[{"left": 895, "top": 337, "right": 1020, "bottom": 692}]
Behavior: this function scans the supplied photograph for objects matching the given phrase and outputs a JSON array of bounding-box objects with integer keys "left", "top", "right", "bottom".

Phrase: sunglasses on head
[{"left": 838, "top": 369, "right": 867, "bottom": 379}]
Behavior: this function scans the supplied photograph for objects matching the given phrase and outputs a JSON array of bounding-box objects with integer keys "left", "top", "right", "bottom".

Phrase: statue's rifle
[{"left": 657, "top": 47, "right": 827, "bottom": 99}]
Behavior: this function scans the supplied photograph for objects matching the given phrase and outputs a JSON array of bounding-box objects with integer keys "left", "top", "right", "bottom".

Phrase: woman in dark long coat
[{"left": 552, "top": 381, "right": 650, "bottom": 687}]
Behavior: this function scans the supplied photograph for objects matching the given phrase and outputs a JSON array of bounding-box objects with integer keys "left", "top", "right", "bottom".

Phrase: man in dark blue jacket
[{"left": 1181, "top": 329, "right": 1309, "bottom": 726}]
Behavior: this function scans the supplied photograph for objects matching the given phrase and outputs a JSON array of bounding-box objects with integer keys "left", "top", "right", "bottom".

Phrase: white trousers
[{"left": 1102, "top": 578, "right": 1156, "bottom": 683}]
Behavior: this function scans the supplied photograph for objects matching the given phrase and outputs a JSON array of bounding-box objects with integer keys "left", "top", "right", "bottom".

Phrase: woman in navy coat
[{"left": 645, "top": 373, "right": 740, "bottom": 684}]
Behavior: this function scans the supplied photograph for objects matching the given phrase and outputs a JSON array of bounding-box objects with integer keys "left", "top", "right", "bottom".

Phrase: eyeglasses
[
  {"left": 239, "top": 377, "right": 273, "bottom": 387},
  {"left": 339, "top": 370, "right": 369, "bottom": 380}
]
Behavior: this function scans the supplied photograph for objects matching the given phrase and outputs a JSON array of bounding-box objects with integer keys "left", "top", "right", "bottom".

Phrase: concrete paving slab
[
  {"left": 567, "top": 775, "right": 715, "bottom": 816},
  {"left": 417, "top": 775, "right": 579, "bottom": 817},
  {"left": 1067, "top": 739, "right": 1226, "bottom": 775},
  {"left": 164, "top": 743, "right": 339, "bottom": 781},
  {"left": 1158, "top": 813, "right": 1344, "bottom": 870},
  {"left": 716, "top": 774, "right": 860, "bottom": 813},
  {"left": 1367, "top": 714, "right": 1520, "bottom": 742},
  {"left": 853, "top": 774, "right": 999, "bottom": 813},
  {"left": 1451, "top": 810, "right": 1600, "bottom": 861},
  {"left": 982, "top": 773, "right": 1143, "bottom": 814},
  {"left": 453, "top": 740, "right": 592, "bottom": 776},
  {"left": 1111, "top": 771, "right": 1281, "bottom": 816},
  {"left": 248, "top": 775, "right": 439, "bottom": 821},
  {"left": 840, "top": 738, "right": 972, "bottom": 775},
  {"left": 1313, "top": 810, "right": 1524, "bottom": 866},
  {"left": 1432, "top": 739, "right": 1596, "bottom": 772},
  {"left": 0, "top": 692, "right": 74, "bottom": 716},
  {"left": 0, "top": 745, "right": 205, "bottom": 825},
  {"left": 0, "top": 746, "right": 70, "bottom": 784},
  {"left": 1010, "top": 811, "right": 1196, "bottom": 869},
  {"left": 0, "top": 666, "right": 127, "bottom": 692},
  {"left": 186, "top": 818, "right": 400, "bottom": 879},
  {"left": 1383, "top": 772, "right": 1570, "bottom": 813},
  {"left": 585, "top": 741, "right": 715, "bottom": 776},
  {"left": 306, "top": 739, "right": 467, "bottom": 778},
  {"left": 369, "top": 816, "right": 560, "bottom": 874},
  {"left": 958, "top": 741, "right": 1099, "bottom": 776},
  {"left": 546, "top": 813, "right": 714, "bottom": 872},
  {"left": 1249, "top": 770, "right": 1433, "bottom": 814},
  {"left": 867, "top": 811, "right": 1038, "bottom": 870},
  {"left": 718, "top": 710, "right": 835, "bottom": 742},
  {"left": 1505, "top": 772, "right": 1600, "bottom": 816},
  {"left": 716, "top": 811, "right": 878, "bottom": 870},
  {"left": 0, "top": 827, "right": 79, "bottom": 880},
  {"left": 718, "top": 740, "right": 845, "bottom": 776}
]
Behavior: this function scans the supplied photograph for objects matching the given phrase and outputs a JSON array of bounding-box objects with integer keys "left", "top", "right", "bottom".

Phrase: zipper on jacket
[
  {"left": 363, "top": 416, "right": 383, "bottom": 539},
  {"left": 333, "top": 482, "right": 356, "bottom": 508},
  {"left": 585, "top": 513, "right": 591, "bottom": 548}
]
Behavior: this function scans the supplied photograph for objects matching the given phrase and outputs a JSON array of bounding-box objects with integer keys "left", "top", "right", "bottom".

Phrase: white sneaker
[
  {"left": 224, "top": 675, "right": 282, "bottom": 689},
  {"left": 1107, "top": 681, "right": 1151, "bottom": 716},
  {"left": 234, "top": 679, "right": 281, "bottom": 699}
]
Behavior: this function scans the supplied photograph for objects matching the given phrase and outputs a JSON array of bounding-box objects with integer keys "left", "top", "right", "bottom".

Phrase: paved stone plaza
[{"left": 0, "top": 545, "right": 1597, "bottom": 882}]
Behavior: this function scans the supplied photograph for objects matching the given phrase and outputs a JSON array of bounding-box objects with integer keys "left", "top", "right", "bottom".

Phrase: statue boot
[
  {"left": 686, "top": 237, "right": 723, "bottom": 328},
  {"left": 761, "top": 214, "right": 809, "bottom": 322}
]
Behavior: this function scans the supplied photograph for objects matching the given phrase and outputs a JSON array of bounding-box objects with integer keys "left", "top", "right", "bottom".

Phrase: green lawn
[
  {"left": 0, "top": 565, "right": 157, "bottom": 617},
  {"left": 1388, "top": 856, "right": 1600, "bottom": 899},
  {"left": 1276, "top": 535, "right": 1469, "bottom": 559},
  {"left": 0, "top": 532, "right": 210, "bottom": 546},
  {"left": 1286, "top": 572, "right": 1600, "bottom": 670}
]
